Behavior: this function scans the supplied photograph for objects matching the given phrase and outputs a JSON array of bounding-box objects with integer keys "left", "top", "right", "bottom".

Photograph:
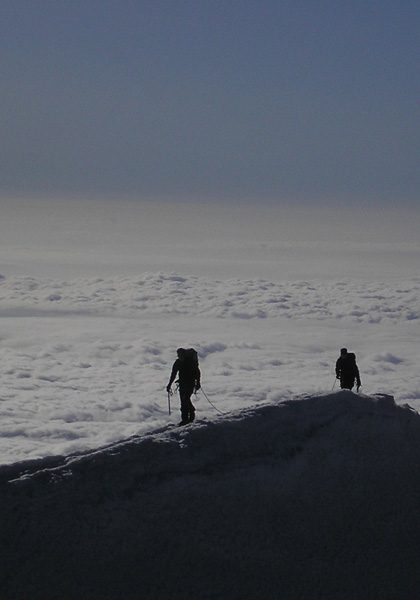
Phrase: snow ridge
[{"left": 2, "top": 392, "right": 420, "bottom": 599}]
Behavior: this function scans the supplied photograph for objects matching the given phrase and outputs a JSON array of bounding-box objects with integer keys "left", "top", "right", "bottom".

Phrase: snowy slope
[{"left": 2, "top": 392, "right": 420, "bottom": 599}]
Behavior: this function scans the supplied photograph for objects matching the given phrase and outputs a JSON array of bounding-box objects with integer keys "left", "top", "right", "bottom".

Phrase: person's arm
[
  {"left": 335, "top": 358, "right": 341, "bottom": 378},
  {"left": 355, "top": 366, "right": 361, "bottom": 389},
  {"left": 195, "top": 366, "right": 201, "bottom": 390},
  {"left": 166, "top": 361, "right": 179, "bottom": 391}
]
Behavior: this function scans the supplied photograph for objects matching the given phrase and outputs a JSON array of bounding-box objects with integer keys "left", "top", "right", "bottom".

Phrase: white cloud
[{"left": 0, "top": 271, "right": 419, "bottom": 464}]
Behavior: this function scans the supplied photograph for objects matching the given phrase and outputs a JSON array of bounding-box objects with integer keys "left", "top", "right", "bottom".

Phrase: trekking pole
[
  {"left": 167, "top": 390, "right": 172, "bottom": 415},
  {"left": 332, "top": 377, "right": 337, "bottom": 391},
  {"left": 199, "top": 387, "right": 225, "bottom": 416}
]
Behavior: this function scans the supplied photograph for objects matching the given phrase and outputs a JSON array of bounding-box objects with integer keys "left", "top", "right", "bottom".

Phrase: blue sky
[{"left": 1, "top": 0, "right": 419, "bottom": 205}]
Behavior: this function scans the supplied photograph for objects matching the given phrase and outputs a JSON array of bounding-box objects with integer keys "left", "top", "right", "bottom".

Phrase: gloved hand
[{"left": 166, "top": 385, "right": 172, "bottom": 394}]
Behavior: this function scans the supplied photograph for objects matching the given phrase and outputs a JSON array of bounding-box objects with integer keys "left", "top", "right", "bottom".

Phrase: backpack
[
  {"left": 184, "top": 348, "right": 199, "bottom": 367},
  {"left": 178, "top": 348, "right": 199, "bottom": 381},
  {"left": 341, "top": 353, "right": 357, "bottom": 377}
]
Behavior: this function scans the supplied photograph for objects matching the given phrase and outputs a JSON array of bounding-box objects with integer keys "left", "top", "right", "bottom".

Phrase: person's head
[
  {"left": 177, "top": 348, "right": 186, "bottom": 359},
  {"left": 340, "top": 348, "right": 348, "bottom": 356}
]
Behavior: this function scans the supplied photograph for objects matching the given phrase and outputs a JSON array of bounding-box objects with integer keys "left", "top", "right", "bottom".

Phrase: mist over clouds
[
  {"left": 1, "top": 197, "right": 419, "bottom": 280},
  {"left": 1, "top": 1, "right": 419, "bottom": 203},
  {"left": 0, "top": 196, "right": 419, "bottom": 465}
]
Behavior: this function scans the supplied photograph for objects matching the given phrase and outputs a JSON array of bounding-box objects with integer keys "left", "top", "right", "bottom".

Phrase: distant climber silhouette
[
  {"left": 167, "top": 348, "right": 201, "bottom": 425},
  {"left": 335, "top": 348, "right": 348, "bottom": 378},
  {"left": 336, "top": 348, "right": 361, "bottom": 392}
]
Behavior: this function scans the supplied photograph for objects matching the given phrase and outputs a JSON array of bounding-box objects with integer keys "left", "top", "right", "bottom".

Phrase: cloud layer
[
  {"left": 0, "top": 272, "right": 419, "bottom": 464},
  {"left": 1, "top": 272, "right": 419, "bottom": 323}
]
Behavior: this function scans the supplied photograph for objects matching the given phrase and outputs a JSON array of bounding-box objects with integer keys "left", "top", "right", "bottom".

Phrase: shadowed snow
[{"left": 2, "top": 392, "right": 420, "bottom": 599}]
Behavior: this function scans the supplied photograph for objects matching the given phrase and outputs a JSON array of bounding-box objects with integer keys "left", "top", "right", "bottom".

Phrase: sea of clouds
[
  {"left": 1, "top": 198, "right": 419, "bottom": 464},
  {"left": 0, "top": 270, "right": 419, "bottom": 464}
]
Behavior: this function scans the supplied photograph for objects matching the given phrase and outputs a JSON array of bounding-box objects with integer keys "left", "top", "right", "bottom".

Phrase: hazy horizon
[{"left": 1, "top": 196, "right": 419, "bottom": 281}]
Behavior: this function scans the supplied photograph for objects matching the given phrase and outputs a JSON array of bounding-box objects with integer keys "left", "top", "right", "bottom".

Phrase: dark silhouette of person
[
  {"left": 336, "top": 348, "right": 361, "bottom": 391},
  {"left": 335, "top": 347, "right": 348, "bottom": 379},
  {"left": 167, "top": 348, "right": 201, "bottom": 425}
]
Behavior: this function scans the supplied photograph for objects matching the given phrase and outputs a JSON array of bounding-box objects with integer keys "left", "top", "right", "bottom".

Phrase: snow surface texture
[
  {"left": 0, "top": 272, "right": 419, "bottom": 464},
  {"left": 2, "top": 393, "right": 420, "bottom": 599}
]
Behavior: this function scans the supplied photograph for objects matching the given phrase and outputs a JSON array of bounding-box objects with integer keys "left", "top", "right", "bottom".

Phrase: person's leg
[
  {"left": 340, "top": 378, "right": 354, "bottom": 390},
  {"left": 188, "top": 398, "right": 195, "bottom": 421},
  {"left": 179, "top": 388, "right": 190, "bottom": 423},
  {"left": 179, "top": 384, "right": 195, "bottom": 422},
  {"left": 179, "top": 384, "right": 195, "bottom": 424}
]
